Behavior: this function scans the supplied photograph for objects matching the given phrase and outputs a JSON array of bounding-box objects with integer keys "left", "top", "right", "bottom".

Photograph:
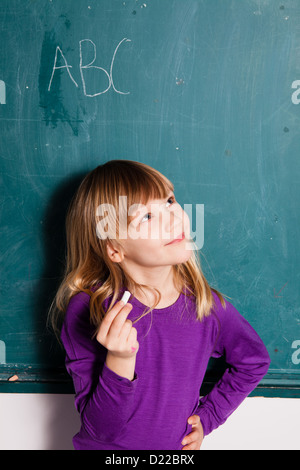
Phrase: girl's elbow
[{"left": 258, "top": 348, "right": 271, "bottom": 378}]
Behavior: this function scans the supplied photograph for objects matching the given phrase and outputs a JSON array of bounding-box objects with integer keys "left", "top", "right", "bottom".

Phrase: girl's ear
[{"left": 106, "top": 239, "right": 124, "bottom": 263}]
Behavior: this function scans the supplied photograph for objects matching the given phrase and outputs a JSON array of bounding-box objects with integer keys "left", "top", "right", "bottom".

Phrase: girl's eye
[
  {"left": 141, "top": 213, "right": 152, "bottom": 223},
  {"left": 140, "top": 196, "right": 176, "bottom": 223},
  {"left": 166, "top": 196, "right": 175, "bottom": 207}
]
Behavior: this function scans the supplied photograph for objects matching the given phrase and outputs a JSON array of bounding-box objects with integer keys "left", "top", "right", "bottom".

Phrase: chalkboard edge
[{"left": 0, "top": 370, "right": 299, "bottom": 398}]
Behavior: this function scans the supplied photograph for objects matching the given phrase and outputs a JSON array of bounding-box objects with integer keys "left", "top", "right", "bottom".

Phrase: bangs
[
  {"left": 125, "top": 171, "right": 174, "bottom": 224},
  {"left": 90, "top": 160, "right": 174, "bottom": 240},
  {"left": 98, "top": 160, "right": 174, "bottom": 225}
]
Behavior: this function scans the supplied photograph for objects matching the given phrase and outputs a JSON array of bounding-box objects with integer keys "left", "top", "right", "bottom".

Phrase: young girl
[{"left": 50, "top": 159, "right": 270, "bottom": 450}]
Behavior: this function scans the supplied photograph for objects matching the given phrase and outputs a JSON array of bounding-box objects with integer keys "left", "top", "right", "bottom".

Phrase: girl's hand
[
  {"left": 96, "top": 300, "right": 139, "bottom": 358},
  {"left": 181, "top": 415, "right": 204, "bottom": 450}
]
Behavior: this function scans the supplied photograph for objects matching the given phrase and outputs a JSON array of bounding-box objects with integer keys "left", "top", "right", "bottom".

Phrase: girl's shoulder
[
  {"left": 63, "top": 284, "right": 112, "bottom": 331},
  {"left": 210, "top": 289, "right": 260, "bottom": 339},
  {"left": 210, "top": 290, "right": 242, "bottom": 327},
  {"left": 66, "top": 291, "right": 91, "bottom": 315},
  {"left": 61, "top": 290, "right": 102, "bottom": 358},
  {"left": 63, "top": 291, "right": 92, "bottom": 337},
  {"left": 64, "top": 280, "right": 106, "bottom": 321}
]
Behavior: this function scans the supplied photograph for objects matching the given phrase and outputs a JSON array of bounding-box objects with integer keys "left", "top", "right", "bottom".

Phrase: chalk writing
[
  {"left": 79, "top": 39, "right": 109, "bottom": 96},
  {"left": 291, "top": 80, "right": 300, "bottom": 104},
  {"left": 291, "top": 340, "right": 300, "bottom": 365},
  {"left": 0, "top": 340, "right": 6, "bottom": 364},
  {"left": 0, "top": 80, "right": 6, "bottom": 104},
  {"left": 48, "top": 38, "right": 131, "bottom": 97},
  {"left": 48, "top": 46, "right": 79, "bottom": 91}
]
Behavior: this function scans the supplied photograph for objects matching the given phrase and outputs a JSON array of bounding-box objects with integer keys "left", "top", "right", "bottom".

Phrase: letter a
[{"left": 48, "top": 46, "right": 79, "bottom": 91}]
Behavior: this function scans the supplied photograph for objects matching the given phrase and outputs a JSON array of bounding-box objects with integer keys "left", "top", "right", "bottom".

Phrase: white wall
[{"left": 0, "top": 394, "right": 299, "bottom": 450}]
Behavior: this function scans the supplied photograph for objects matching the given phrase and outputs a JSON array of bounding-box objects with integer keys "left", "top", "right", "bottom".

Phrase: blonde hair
[{"left": 49, "top": 159, "right": 225, "bottom": 339}]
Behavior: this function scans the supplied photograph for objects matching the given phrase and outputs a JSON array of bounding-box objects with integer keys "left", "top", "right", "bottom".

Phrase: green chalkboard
[{"left": 0, "top": 0, "right": 299, "bottom": 396}]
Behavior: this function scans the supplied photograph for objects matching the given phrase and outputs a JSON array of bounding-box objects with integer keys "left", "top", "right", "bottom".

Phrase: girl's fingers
[
  {"left": 109, "top": 304, "right": 133, "bottom": 335},
  {"left": 127, "top": 328, "right": 139, "bottom": 353},
  {"left": 97, "top": 301, "right": 132, "bottom": 340},
  {"left": 188, "top": 415, "right": 200, "bottom": 426},
  {"left": 181, "top": 430, "right": 198, "bottom": 446},
  {"left": 127, "top": 325, "right": 137, "bottom": 344},
  {"left": 118, "top": 319, "right": 134, "bottom": 341},
  {"left": 96, "top": 294, "right": 139, "bottom": 357},
  {"left": 182, "top": 415, "right": 203, "bottom": 450},
  {"left": 182, "top": 442, "right": 198, "bottom": 451}
]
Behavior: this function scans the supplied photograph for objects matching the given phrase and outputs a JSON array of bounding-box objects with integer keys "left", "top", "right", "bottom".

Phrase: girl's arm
[
  {"left": 196, "top": 297, "right": 271, "bottom": 438},
  {"left": 61, "top": 292, "right": 138, "bottom": 443}
]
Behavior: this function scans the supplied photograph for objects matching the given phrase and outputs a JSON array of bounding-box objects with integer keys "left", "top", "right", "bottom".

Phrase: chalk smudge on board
[
  {"left": 39, "top": 30, "right": 79, "bottom": 136},
  {"left": 176, "top": 77, "right": 184, "bottom": 86}
]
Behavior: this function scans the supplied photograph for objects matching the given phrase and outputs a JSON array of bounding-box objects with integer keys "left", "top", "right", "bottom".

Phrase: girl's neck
[
  {"left": 129, "top": 280, "right": 183, "bottom": 309},
  {"left": 124, "top": 265, "right": 183, "bottom": 309}
]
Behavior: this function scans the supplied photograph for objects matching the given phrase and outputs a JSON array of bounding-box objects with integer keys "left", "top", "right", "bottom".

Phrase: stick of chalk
[
  {"left": 121, "top": 291, "right": 131, "bottom": 305},
  {"left": 8, "top": 374, "right": 19, "bottom": 382}
]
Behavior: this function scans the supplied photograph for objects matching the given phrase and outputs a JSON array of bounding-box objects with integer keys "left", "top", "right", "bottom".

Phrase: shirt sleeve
[
  {"left": 60, "top": 292, "right": 138, "bottom": 443},
  {"left": 196, "top": 296, "right": 271, "bottom": 437}
]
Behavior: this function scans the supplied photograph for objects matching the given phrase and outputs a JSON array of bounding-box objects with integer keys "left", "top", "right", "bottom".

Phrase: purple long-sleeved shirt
[{"left": 61, "top": 287, "right": 270, "bottom": 450}]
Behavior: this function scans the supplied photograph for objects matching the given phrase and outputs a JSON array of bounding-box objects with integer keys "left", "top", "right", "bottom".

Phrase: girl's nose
[{"left": 165, "top": 210, "right": 183, "bottom": 237}]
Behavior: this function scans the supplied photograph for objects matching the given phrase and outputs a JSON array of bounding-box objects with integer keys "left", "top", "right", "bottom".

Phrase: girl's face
[{"left": 117, "top": 192, "right": 193, "bottom": 268}]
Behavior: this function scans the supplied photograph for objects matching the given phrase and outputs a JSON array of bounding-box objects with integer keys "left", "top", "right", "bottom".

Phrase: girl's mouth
[{"left": 165, "top": 232, "right": 185, "bottom": 246}]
